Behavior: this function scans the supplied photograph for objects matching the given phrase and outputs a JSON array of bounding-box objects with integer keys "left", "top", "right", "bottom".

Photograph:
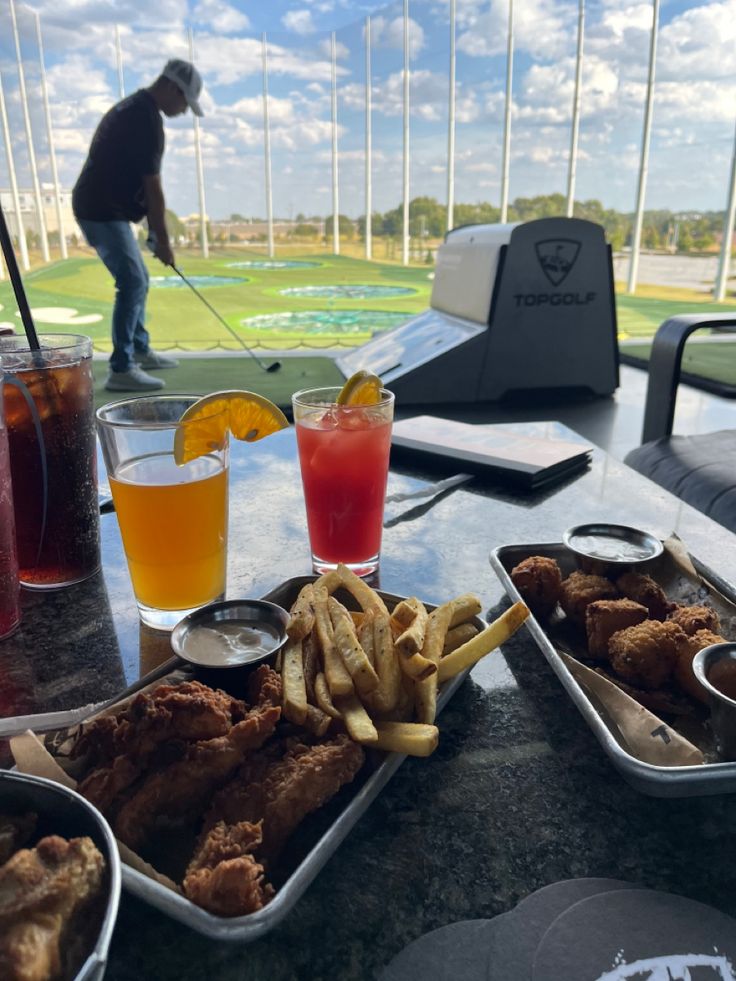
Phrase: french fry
[
  {"left": 329, "top": 597, "right": 380, "bottom": 696},
  {"left": 287, "top": 583, "right": 315, "bottom": 640},
  {"left": 364, "top": 611, "right": 402, "bottom": 715},
  {"left": 447, "top": 593, "right": 483, "bottom": 628},
  {"left": 415, "top": 604, "right": 453, "bottom": 724},
  {"left": 438, "top": 601, "right": 530, "bottom": 682},
  {"left": 302, "top": 631, "right": 320, "bottom": 703},
  {"left": 398, "top": 649, "right": 437, "bottom": 682},
  {"left": 358, "top": 609, "right": 376, "bottom": 668},
  {"left": 302, "top": 704, "right": 332, "bottom": 737},
  {"left": 443, "top": 622, "right": 479, "bottom": 654},
  {"left": 336, "top": 563, "right": 389, "bottom": 616},
  {"left": 350, "top": 610, "right": 367, "bottom": 631},
  {"left": 314, "top": 672, "right": 342, "bottom": 719},
  {"left": 335, "top": 692, "right": 378, "bottom": 743},
  {"left": 394, "top": 597, "right": 429, "bottom": 657},
  {"left": 281, "top": 639, "right": 308, "bottom": 725},
  {"left": 371, "top": 721, "right": 439, "bottom": 757},
  {"left": 314, "top": 569, "right": 341, "bottom": 594},
  {"left": 314, "top": 584, "right": 353, "bottom": 696}
]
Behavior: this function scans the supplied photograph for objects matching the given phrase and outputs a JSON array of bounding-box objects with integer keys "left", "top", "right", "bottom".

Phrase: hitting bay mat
[{"left": 91, "top": 356, "right": 344, "bottom": 413}]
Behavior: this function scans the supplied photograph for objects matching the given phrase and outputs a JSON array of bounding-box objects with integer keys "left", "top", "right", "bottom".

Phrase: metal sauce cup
[
  {"left": 171, "top": 599, "right": 289, "bottom": 669},
  {"left": 563, "top": 522, "right": 663, "bottom": 575},
  {"left": 692, "top": 643, "right": 736, "bottom": 761}
]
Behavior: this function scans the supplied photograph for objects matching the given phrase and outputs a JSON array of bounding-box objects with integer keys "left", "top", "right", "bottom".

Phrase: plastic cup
[
  {"left": 292, "top": 385, "right": 394, "bottom": 577},
  {"left": 96, "top": 395, "right": 229, "bottom": 630},
  {"left": 0, "top": 389, "right": 20, "bottom": 639},
  {"left": 0, "top": 334, "right": 100, "bottom": 588}
]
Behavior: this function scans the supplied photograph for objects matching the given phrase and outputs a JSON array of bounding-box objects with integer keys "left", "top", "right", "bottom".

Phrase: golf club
[{"left": 146, "top": 235, "right": 281, "bottom": 373}]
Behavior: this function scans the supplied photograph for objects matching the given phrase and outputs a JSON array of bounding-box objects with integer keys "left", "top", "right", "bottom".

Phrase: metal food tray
[
  {"left": 53, "top": 576, "right": 482, "bottom": 941},
  {"left": 490, "top": 543, "right": 736, "bottom": 798}
]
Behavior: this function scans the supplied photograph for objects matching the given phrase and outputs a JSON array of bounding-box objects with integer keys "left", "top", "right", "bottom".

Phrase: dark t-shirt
[{"left": 72, "top": 89, "right": 164, "bottom": 223}]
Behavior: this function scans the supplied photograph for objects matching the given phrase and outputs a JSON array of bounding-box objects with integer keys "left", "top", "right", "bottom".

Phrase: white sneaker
[
  {"left": 136, "top": 349, "right": 179, "bottom": 369},
  {"left": 105, "top": 365, "right": 165, "bottom": 392}
]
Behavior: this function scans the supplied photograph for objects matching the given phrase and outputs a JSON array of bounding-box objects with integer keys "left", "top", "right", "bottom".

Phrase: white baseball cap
[{"left": 162, "top": 59, "right": 203, "bottom": 117}]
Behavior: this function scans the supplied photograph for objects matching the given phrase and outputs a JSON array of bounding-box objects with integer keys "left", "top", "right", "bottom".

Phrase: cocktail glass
[
  {"left": 292, "top": 385, "right": 394, "bottom": 577},
  {"left": 96, "top": 395, "right": 229, "bottom": 630},
  {"left": 0, "top": 334, "right": 100, "bottom": 588},
  {"left": 0, "top": 386, "right": 20, "bottom": 639}
]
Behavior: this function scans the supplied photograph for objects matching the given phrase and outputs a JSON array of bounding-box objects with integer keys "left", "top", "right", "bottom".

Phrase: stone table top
[{"left": 2, "top": 421, "right": 736, "bottom": 980}]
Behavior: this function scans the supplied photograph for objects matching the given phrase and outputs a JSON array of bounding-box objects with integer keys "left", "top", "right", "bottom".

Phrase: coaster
[
  {"left": 532, "top": 888, "right": 736, "bottom": 981},
  {"left": 486, "top": 879, "right": 644, "bottom": 980},
  {"left": 379, "top": 915, "right": 514, "bottom": 981}
]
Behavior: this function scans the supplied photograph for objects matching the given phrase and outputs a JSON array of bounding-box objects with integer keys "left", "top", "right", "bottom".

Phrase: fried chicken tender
[
  {"left": 608, "top": 620, "right": 686, "bottom": 690},
  {"left": 510, "top": 556, "right": 562, "bottom": 618},
  {"left": 674, "top": 628, "right": 727, "bottom": 704},
  {"left": 615, "top": 572, "right": 672, "bottom": 621},
  {"left": 585, "top": 599, "right": 649, "bottom": 660},
  {"left": 559, "top": 571, "right": 618, "bottom": 625},
  {"left": 183, "top": 821, "right": 273, "bottom": 917},
  {"left": 72, "top": 680, "right": 247, "bottom": 766},
  {"left": 0, "top": 836, "right": 104, "bottom": 981},
  {"left": 200, "top": 734, "right": 365, "bottom": 862},
  {"left": 113, "top": 697, "right": 281, "bottom": 851},
  {"left": 668, "top": 604, "right": 720, "bottom": 636}
]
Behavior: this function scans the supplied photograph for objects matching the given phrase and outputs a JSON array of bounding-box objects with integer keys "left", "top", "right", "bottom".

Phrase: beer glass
[
  {"left": 0, "top": 334, "right": 100, "bottom": 588},
  {"left": 97, "top": 396, "right": 229, "bottom": 630}
]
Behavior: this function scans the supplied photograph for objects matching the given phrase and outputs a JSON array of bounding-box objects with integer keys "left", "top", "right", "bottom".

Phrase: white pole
[
  {"left": 566, "top": 0, "right": 584, "bottom": 218},
  {"left": 627, "top": 0, "right": 659, "bottom": 294},
  {"left": 10, "top": 0, "right": 49, "bottom": 263},
  {"left": 402, "top": 0, "right": 410, "bottom": 266},
  {"left": 714, "top": 116, "right": 736, "bottom": 302},
  {"left": 115, "top": 25, "right": 125, "bottom": 99},
  {"left": 500, "top": 0, "right": 514, "bottom": 223},
  {"left": 35, "top": 12, "right": 66, "bottom": 260},
  {"left": 446, "top": 0, "right": 456, "bottom": 233},
  {"left": 261, "top": 34, "right": 274, "bottom": 259},
  {"left": 331, "top": 31, "right": 340, "bottom": 256},
  {"left": 188, "top": 29, "right": 208, "bottom": 259},
  {"left": 0, "top": 69, "right": 30, "bottom": 271},
  {"left": 365, "top": 16, "right": 372, "bottom": 261}
]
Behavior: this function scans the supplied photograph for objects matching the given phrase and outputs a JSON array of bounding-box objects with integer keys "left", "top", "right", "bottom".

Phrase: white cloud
[
  {"left": 318, "top": 37, "right": 350, "bottom": 60},
  {"left": 282, "top": 10, "right": 316, "bottom": 34},
  {"left": 192, "top": 0, "right": 250, "bottom": 34},
  {"left": 457, "top": 0, "right": 573, "bottom": 60},
  {"left": 370, "top": 15, "right": 425, "bottom": 58}
]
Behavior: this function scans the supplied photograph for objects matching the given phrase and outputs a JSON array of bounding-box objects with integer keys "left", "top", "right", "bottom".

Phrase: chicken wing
[{"left": 0, "top": 835, "right": 105, "bottom": 981}]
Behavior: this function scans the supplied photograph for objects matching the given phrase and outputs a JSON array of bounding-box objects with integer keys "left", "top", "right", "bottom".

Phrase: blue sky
[{"left": 0, "top": 0, "right": 735, "bottom": 222}]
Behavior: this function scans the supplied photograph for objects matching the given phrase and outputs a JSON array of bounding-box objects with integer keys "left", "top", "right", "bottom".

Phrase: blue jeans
[{"left": 77, "top": 219, "right": 151, "bottom": 373}]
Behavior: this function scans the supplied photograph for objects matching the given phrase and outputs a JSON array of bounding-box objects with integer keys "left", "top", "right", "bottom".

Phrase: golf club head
[{"left": 267, "top": 362, "right": 281, "bottom": 373}]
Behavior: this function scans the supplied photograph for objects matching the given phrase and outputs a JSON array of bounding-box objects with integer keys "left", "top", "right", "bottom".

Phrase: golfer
[{"left": 73, "top": 59, "right": 204, "bottom": 392}]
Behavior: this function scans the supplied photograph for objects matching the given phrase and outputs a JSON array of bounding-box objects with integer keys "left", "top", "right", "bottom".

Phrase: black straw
[{"left": 0, "top": 202, "right": 40, "bottom": 351}]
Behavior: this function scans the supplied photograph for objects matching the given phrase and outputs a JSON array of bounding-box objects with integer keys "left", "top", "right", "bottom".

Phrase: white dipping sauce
[
  {"left": 570, "top": 534, "right": 655, "bottom": 562},
  {"left": 181, "top": 620, "right": 281, "bottom": 666}
]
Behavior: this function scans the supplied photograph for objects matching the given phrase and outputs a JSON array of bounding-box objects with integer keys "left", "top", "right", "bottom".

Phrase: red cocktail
[
  {"left": 293, "top": 386, "right": 394, "bottom": 576},
  {"left": 0, "top": 335, "right": 100, "bottom": 588},
  {"left": 0, "top": 391, "right": 20, "bottom": 637}
]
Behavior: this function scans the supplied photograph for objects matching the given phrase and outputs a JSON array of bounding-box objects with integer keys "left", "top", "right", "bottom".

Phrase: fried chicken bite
[
  {"left": 608, "top": 620, "right": 686, "bottom": 690},
  {"left": 510, "top": 556, "right": 563, "bottom": 618},
  {"left": 559, "top": 571, "right": 618, "bottom": 625},
  {"left": 585, "top": 599, "right": 649, "bottom": 660},
  {"left": 615, "top": 572, "right": 673, "bottom": 621},
  {"left": 668, "top": 604, "right": 720, "bottom": 637},
  {"left": 674, "top": 628, "right": 727, "bottom": 704}
]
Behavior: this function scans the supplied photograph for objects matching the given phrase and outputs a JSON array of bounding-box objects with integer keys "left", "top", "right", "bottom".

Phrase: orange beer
[{"left": 110, "top": 453, "right": 227, "bottom": 611}]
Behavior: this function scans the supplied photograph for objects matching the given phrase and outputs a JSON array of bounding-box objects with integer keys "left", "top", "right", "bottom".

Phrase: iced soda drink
[{"left": 0, "top": 335, "right": 100, "bottom": 588}]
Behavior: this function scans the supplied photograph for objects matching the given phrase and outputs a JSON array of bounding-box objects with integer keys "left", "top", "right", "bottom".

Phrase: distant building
[{"left": 0, "top": 184, "right": 77, "bottom": 240}]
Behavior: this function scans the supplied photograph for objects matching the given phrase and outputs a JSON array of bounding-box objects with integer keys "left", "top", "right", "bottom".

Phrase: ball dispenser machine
[{"left": 337, "top": 217, "right": 619, "bottom": 404}]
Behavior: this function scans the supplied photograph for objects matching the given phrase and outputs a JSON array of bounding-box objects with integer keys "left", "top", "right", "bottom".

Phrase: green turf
[
  {"left": 1, "top": 251, "right": 433, "bottom": 354},
  {"left": 616, "top": 294, "right": 736, "bottom": 339},
  {"left": 620, "top": 338, "right": 736, "bottom": 393},
  {"left": 91, "top": 356, "right": 344, "bottom": 411}
]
